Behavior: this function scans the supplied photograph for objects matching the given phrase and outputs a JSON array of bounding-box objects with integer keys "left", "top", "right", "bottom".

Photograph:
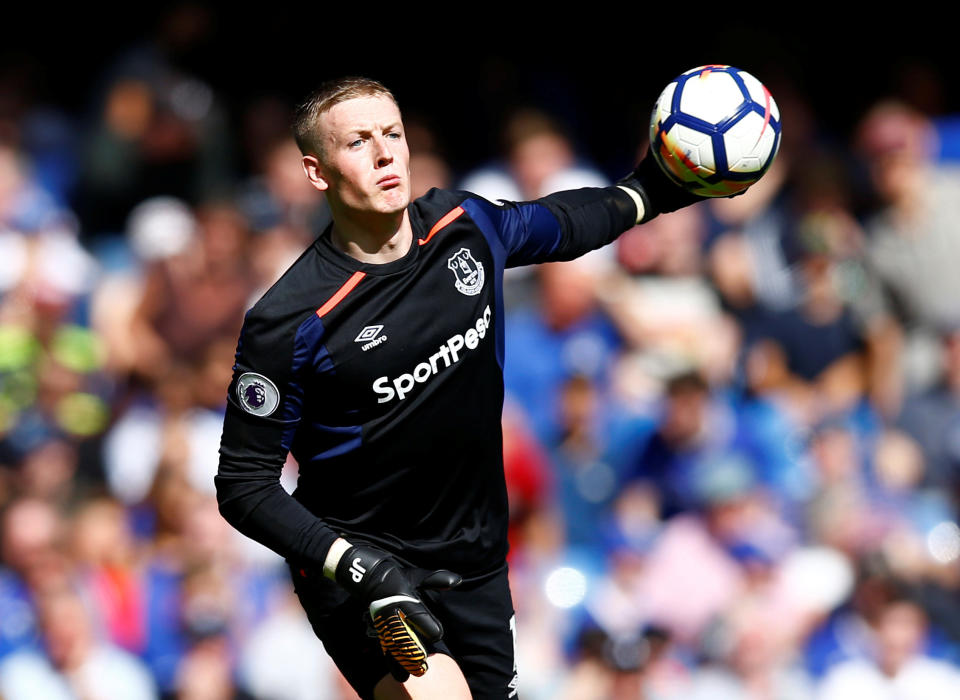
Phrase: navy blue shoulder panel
[{"left": 443, "top": 191, "right": 563, "bottom": 268}]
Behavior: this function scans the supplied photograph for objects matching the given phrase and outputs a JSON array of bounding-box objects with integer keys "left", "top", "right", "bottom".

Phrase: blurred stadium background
[{"left": 2, "top": 6, "right": 960, "bottom": 699}]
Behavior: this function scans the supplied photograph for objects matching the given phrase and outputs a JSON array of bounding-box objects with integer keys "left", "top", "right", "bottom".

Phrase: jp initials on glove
[{"left": 335, "top": 544, "right": 461, "bottom": 677}]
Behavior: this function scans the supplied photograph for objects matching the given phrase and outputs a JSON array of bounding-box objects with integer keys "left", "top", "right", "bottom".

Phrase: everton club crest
[
  {"left": 237, "top": 372, "right": 280, "bottom": 417},
  {"left": 447, "top": 248, "right": 485, "bottom": 296}
]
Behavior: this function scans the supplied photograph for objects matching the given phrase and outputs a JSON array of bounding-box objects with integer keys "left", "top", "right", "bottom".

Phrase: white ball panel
[
  {"left": 738, "top": 71, "right": 765, "bottom": 106},
  {"left": 655, "top": 81, "right": 677, "bottom": 122},
  {"left": 723, "top": 112, "right": 777, "bottom": 173},
  {"left": 668, "top": 123, "right": 716, "bottom": 175},
  {"left": 678, "top": 72, "right": 744, "bottom": 125},
  {"left": 650, "top": 81, "right": 677, "bottom": 152},
  {"left": 737, "top": 70, "right": 779, "bottom": 122}
]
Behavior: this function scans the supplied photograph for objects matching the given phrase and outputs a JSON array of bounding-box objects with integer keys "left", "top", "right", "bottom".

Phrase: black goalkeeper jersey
[{"left": 216, "top": 186, "right": 636, "bottom": 577}]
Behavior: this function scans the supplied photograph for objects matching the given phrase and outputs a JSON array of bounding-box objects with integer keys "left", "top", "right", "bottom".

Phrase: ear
[{"left": 302, "top": 155, "right": 329, "bottom": 192}]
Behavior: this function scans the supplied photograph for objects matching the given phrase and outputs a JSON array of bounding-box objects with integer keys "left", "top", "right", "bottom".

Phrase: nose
[{"left": 373, "top": 135, "right": 393, "bottom": 168}]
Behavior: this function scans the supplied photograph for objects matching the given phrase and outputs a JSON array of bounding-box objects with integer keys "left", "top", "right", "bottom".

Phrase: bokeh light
[
  {"left": 927, "top": 521, "right": 960, "bottom": 564},
  {"left": 544, "top": 567, "right": 588, "bottom": 609}
]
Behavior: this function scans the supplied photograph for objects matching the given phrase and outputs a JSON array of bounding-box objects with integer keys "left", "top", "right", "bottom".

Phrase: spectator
[
  {"left": 238, "top": 589, "right": 341, "bottom": 700},
  {"left": 818, "top": 596, "right": 960, "bottom": 700},
  {"left": 237, "top": 136, "right": 329, "bottom": 236},
  {"left": 855, "top": 101, "right": 960, "bottom": 402},
  {"left": 0, "top": 584, "right": 157, "bottom": 700},
  {"left": 897, "top": 327, "right": 960, "bottom": 495},
  {"left": 75, "top": 4, "right": 233, "bottom": 237},
  {"left": 460, "top": 108, "right": 606, "bottom": 202},
  {"left": 604, "top": 204, "right": 741, "bottom": 388},
  {"left": 129, "top": 201, "right": 251, "bottom": 377},
  {"left": 625, "top": 371, "right": 744, "bottom": 518},
  {"left": 504, "top": 259, "right": 624, "bottom": 447},
  {"left": 0, "top": 498, "right": 66, "bottom": 658},
  {"left": 549, "top": 374, "right": 648, "bottom": 550}
]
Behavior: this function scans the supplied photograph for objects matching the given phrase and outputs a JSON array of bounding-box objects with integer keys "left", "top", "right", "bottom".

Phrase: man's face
[{"left": 310, "top": 95, "right": 410, "bottom": 216}]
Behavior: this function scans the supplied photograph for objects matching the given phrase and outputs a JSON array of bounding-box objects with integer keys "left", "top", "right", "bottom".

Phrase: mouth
[{"left": 377, "top": 175, "right": 402, "bottom": 188}]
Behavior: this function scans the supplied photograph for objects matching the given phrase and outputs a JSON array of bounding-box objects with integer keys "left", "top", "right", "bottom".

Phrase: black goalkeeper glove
[
  {"left": 335, "top": 544, "right": 461, "bottom": 677},
  {"left": 618, "top": 151, "right": 708, "bottom": 224}
]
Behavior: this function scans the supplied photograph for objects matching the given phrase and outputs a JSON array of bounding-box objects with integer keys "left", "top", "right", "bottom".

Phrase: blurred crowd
[{"left": 2, "top": 19, "right": 960, "bottom": 700}]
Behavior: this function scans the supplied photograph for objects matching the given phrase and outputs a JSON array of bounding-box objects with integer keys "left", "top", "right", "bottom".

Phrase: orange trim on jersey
[
  {"left": 418, "top": 206, "right": 464, "bottom": 246},
  {"left": 316, "top": 271, "right": 366, "bottom": 318}
]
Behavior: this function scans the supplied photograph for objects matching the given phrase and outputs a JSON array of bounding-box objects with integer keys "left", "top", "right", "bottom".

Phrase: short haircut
[
  {"left": 292, "top": 77, "right": 398, "bottom": 157},
  {"left": 502, "top": 108, "right": 569, "bottom": 156},
  {"left": 665, "top": 370, "right": 708, "bottom": 397}
]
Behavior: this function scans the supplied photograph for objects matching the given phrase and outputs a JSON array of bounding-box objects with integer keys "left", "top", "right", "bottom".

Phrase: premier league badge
[
  {"left": 236, "top": 372, "right": 280, "bottom": 417},
  {"left": 447, "top": 248, "right": 485, "bottom": 296}
]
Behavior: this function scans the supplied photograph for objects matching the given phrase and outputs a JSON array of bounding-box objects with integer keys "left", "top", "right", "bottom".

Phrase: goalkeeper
[{"left": 215, "top": 77, "right": 705, "bottom": 699}]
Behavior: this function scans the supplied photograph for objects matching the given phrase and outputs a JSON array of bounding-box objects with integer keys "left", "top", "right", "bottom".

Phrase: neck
[{"left": 329, "top": 205, "right": 413, "bottom": 264}]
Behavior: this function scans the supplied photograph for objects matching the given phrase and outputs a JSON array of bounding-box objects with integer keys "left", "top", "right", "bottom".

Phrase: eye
[
  {"left": 387, "top": 131, "right": 402, "bottom": 140},
  {"left": 348, "top": 138, "right": 364, "bottom": 148}
]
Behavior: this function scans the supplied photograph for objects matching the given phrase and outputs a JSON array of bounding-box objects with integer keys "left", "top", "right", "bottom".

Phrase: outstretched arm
[{"left": 468, "top": 151, "right": 706, "bottom": 268}]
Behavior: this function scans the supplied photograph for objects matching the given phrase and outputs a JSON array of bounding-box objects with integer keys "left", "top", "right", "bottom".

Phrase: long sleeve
[
  {"left": 215, "top": 301, "right": 339, "bottom": 568},
  {"left": 217, "top": 405, "right": 339, "bottom": 567}
]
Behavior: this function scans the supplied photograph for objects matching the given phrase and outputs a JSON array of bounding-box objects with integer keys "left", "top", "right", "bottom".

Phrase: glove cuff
[
  {"left": 323, "top": 537, "right": 354, "bottom": 580},
  {"left": 335, "top": 545, "right": 389, "bottom": 594},
  {"left": 619, "top": 154, "right": 704, "bottom": 223},
  {"left": 617, "top": 172, "right": 659, "bottom": 225},
  {"left": 616, "top": 185, "right": 647, "bottom": 225}
]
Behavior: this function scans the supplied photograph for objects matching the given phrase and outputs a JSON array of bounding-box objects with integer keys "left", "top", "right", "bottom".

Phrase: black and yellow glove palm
[{"left": 335, "top": 545, "right": 461, "bottom": 677}]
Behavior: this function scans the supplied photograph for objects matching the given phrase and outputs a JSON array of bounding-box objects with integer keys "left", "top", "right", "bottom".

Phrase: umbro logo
[
  {"left": 356, "top": 325, "right": 388, "bottom": 352},
  {"left": 355, "top": 325, "right": 383, "bottom": 342}
]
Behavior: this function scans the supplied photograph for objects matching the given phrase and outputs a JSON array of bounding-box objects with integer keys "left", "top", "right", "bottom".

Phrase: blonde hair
[{"left": 293, "top": 77, "right": 398, "bottom": 156}]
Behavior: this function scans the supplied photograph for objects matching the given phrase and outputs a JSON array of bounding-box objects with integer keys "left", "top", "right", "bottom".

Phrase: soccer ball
[{"left": 649, "top": 65, "right": 781, "bottom": 197}]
